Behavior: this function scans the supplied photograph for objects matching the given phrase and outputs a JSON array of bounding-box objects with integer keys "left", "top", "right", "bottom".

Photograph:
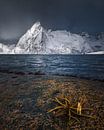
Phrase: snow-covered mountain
[
  {"left": 0, "top": 43, "right": 12, "bottom": 54},
  {"left": 12, "top": 22, "right": 92, "bottom": 54},
  {"left": 0, "top": 22, "right": 104, "bottom": 54},
  {"left": 81, "top": 32, "right": 104, "bottom": 53}
]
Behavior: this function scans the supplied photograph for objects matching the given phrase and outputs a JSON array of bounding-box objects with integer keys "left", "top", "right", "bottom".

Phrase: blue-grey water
[{"left": 0, "top": 55, "right": 104, "bottom": 80}]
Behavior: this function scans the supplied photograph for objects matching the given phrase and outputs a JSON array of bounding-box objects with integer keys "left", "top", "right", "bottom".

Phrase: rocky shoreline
[{"left": 0, "top": 73, "right": 104, "bottom": 130}]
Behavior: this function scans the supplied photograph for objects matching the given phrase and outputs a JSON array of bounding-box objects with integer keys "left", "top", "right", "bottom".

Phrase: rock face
[
  {"left": 0, "top": 22, "right": 104, "bottom": 54},
  {"left": 12, "top": 22, "right": 92, "bottom": 54},
  {"left": 13, "top": 22, "right": 45, "bottom": 54}
]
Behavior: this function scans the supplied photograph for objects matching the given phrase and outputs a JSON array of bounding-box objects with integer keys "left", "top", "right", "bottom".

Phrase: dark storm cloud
[{"left": 0, "top": 0, "right": 104, "bottom": 41}]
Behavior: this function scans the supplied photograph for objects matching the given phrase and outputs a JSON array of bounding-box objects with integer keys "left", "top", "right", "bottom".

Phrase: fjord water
[{"left": 0, "top": 55, "right": 104, "bottom": 80}]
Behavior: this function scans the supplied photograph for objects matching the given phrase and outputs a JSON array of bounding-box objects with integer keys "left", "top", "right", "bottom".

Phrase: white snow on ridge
[
  {"left": 0, "top": 43, "right": 11, "bottom": 54},
  {"left": 87, "top": 51, "right": 104, "bottom": 54},
  {"left": 12, "top": 22, "right": 93, "bottom": 54},
  {"left": 0, "top": 22, "right": 104, "bottom": 54}
]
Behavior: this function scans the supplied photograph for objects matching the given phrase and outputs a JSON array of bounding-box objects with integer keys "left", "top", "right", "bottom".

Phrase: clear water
[{"left": 0, "top": 55, "right": 104, "bottom": 80}]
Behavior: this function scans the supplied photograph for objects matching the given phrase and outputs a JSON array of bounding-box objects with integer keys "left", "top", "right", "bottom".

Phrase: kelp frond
[{"left": 48, "top": 95, "right": 95, "bottom": 127}]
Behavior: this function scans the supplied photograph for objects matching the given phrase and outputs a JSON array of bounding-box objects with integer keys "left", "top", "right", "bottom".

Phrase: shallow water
[{"left": 0, "top": 54, "right": 104, "bottom": 80}]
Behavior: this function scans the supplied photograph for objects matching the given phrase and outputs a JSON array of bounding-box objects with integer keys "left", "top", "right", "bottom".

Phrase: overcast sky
[{"left": 0, "top": 0, "right": 104, "bottom": 42}]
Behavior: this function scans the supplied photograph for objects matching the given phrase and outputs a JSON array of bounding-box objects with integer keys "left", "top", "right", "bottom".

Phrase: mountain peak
[
  {"left": 0, "top": 22, "right": 104, "bottom": 54},
  {"left": 13, "top": 22, "right": 93, "bottom": 54},
  {"left": 30, "top": 22, "right": 42, "bottom": 34}
]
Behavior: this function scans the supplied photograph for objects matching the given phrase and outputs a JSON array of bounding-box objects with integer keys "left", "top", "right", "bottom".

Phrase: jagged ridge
[{"left": 0, "top": 22, "right": 104, "bottom": 54}]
